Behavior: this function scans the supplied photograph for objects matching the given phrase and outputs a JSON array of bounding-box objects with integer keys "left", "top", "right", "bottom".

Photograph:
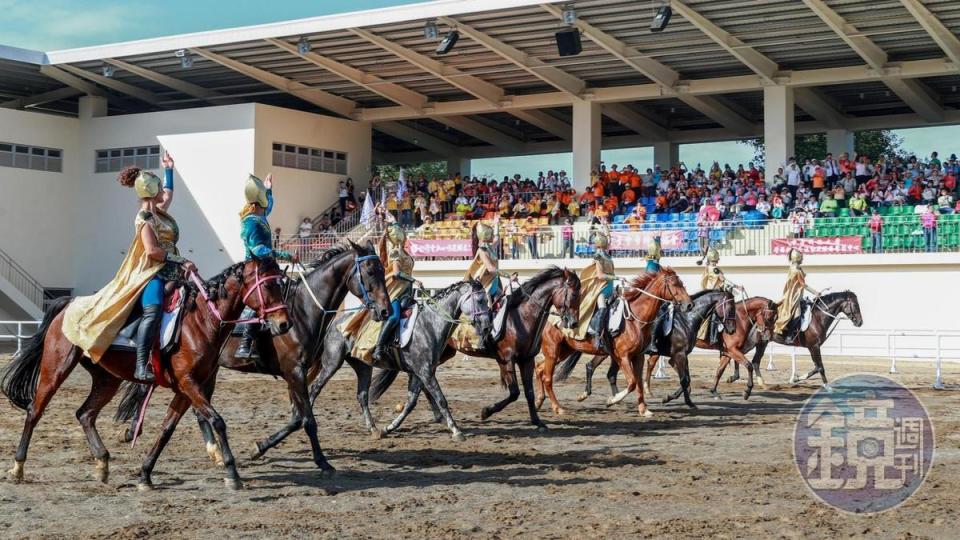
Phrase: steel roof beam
[
  {"left": 437, "top": 16, "right": 586, "bottom": 97},
  {"left": 1, "top": 86, "right": 82, "bottom": 109},
  {"left": 58, "top": 64, "right": 166, "bottom": 106},
  {"left": 899, "top": 0, "right": 960, "bottom": 68},
  {"left": 433, "top": 115, "right": 524, "bottom": 152},
  {"left": 192, "top": 47, "right": 356, "bottom": 117},
  {"left": 347, "top": 27, "right": 505, "bottom": 106},
  {"left": 265, "top": 37, "right": 429, "bottom": 112},
  {"left": 602, "top": 103, "right": 667, "bottom": 140},
  {"left": 104, "top": 58, "right": 239, "bottom": 105},
  {"left": 373, "top": 121, "right": 458, "bottom": 155},
  {"left": 672, "top": 0, "right": 779, "bottom": 84},
  {"left": 37, "top": 66, "right": 106, "bottom": 97},
  {"left": 793, "top": 87, "right": 848, "bottom": 129}
]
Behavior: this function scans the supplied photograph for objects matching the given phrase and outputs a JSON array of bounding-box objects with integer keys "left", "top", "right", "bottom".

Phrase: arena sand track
[{"left": 0, "top": 354, "right": 958, "bottom": 539}]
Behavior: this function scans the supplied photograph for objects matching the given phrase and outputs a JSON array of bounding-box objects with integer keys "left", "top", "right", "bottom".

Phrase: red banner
[
  {"left": 610, "top": 230, "right": 684, "bottom": 251},
  {"left": 771, "top": 236, "right": 863, "bottom": 255},
  {"left": 408, "top": 239, "right": 473, "bottom": 257}
]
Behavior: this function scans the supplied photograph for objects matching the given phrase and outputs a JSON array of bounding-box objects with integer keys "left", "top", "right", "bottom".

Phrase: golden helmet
[
  {"left": 706, "top": 248, "right": 720, "bottom": 263},
  {"left": 135, "top": 171, "right": 162, "bottom": 200},
  {"left": 476, "top": 222, "right": 494, "bottom": 242},
  {"left": 592, "top": 231, "right": 610, "bottom": 249},
  {"left": 244, "top": 174, "right": 270, "bottom": 208},
  {"left": 647, "top": 236, "right": 662, "bottom": 259},
  {"left": 386, "top": 223, "right": 407, "bottom": 246},
  {"left": 790, "top": 249, "right": 804, "bottom": 264}
]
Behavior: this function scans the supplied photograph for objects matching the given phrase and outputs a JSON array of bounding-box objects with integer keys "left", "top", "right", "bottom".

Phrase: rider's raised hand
[
  {"left": 264, "top": 173, "right": 273, "bottom": 190},
  {"left": 183, "top": 260, "right": 198, "bottom": 274},
  {"left": 161, "top": 151, "right": 174, "bottom": 169}
]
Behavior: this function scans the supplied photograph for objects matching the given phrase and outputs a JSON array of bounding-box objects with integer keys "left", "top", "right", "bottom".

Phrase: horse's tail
[
  {"left": 114, "top": 381, "right": 150, "bottom": 423},
  {"left": 554, "top": 351, "right": 583, "bottom": 382},
  {"left": 1, "top": 297, "right": 71, "bottom": 411},
  {"left": 369, "top": 368, "right": 399, "bottom": 403}
]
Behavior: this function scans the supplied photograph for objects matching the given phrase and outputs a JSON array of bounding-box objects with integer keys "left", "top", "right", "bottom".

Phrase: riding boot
[
  {"left": 235, "top": 323, "right": 260, "bottom": 358},
  {"left": 373, "top": 317, "right": 399, "bottom": 365},
  {"left": 134, "top": 305, "right": 161, "bottom": 384},
  {"left": 591, "top": 306, "right": 612, "bottom": 355}
]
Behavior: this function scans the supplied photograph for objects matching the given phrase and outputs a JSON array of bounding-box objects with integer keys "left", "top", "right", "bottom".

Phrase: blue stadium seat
[{"left": 612, "top": 214, "right": 626, "bottom": 224}]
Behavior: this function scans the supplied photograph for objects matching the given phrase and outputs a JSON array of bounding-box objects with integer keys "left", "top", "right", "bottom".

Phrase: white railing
[
  {"left": 0, "top": 321, "right": 41, "bottom": 355},
  {"left": 0, "top": 247, "right": 44, "bottom": 310}
]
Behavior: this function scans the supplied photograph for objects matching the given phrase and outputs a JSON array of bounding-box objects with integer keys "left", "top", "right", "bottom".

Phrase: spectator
[
  {"left": 868, "top": 209, "right": 883, "bottom": 253},
  {"left": 784, "top": 157, "right": 802, "bottom": 198},
  {"left": 337, "top": 181, "right": 348, "bottom": 214},
  {"left": 791, "top": 209, "right": 807, "bottom": 238},
  {"left": 937, "top": 188, "right": 954, "bottom": 214},
  {"left": 921, "top": 205, "right": 938, "bottom": 252},
  {"left": 273, "top": 227, "right": 282, "bottom": 247},
  {"left": 849, "top": 192, "right": 868, "bottom": 216},
  {"left": 298, "top": 217, "right": 314, "bottom": 260},
  {"left": 819, "top": 193, "right": 839, "bottom": 217},
  {"left": 561, "top": 217, "right": 575, "bottom": 258}
]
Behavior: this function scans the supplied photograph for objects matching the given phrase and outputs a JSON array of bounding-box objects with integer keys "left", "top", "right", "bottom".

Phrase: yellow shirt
[{"left": 386, "top": 197, "right": 398, "bottom": 211}]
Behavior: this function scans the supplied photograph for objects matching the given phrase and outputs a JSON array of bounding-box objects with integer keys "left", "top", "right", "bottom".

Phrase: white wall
[{"left": 253, "top": 104, "right": 372, "bottom": 237}]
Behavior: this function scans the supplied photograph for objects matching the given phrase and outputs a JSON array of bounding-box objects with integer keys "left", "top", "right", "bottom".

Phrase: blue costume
[
  {"left": 645, "top": 236, "right": 662, "bottom": 273},
  {"left": 142, "top": 168, "right": 182, "bottom": 307},
  {"left": 240, "top": 189, "right": 292, "bottom": 260}
]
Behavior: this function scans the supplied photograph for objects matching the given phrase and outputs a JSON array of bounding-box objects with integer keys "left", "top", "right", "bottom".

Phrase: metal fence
[{"left": 0, "top": 321, "right": 41, "bottom": 355}]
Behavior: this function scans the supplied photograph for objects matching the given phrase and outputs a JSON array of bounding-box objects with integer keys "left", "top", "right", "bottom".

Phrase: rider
[
  {"left": 645, "top": 235, "right": 662, "bottom": 273},
  {"left": 773, "top": 249, "right": 820, "bottom": 339},
  {"left": 588, "top": 231, "right": 618, "bottom": 354},
  {"left": 235, "top": 173, "right": 296, "bottom": 358},
  {"left": 373, "top": 223, "right": 421, "bottom": 363},
  {"left": 465, "top": 222, "right": 504, "bottom": 303},
  {"left": 62, "top": 152, "right": 196, "bottom": 383},
  {"left": 697, "top": 248, "right": 740, "bottom": 342}
]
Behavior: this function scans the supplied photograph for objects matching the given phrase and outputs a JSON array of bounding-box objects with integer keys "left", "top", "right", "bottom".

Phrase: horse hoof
[
  {"left": 95, "top": 459, "right": 109, "bottom": 484},
  {"left": 224, "top": 477, "right": 243, "bottom": 490},
  {"left": 639, "top": 407, "right": 653, "bottom": 418},
  {"left": 576, "top": 392, "right": 589, "bottom": 402},
  {"left": 370, "top": 428, "right": 385, "bottom": 440},
  {"left": 7, "top": 462, "right": 24, "bottom": 483},
  {"left": 743, "top": 391, "right": 751, "bottom": 401},
  {"left": 249, "top": 444, "right": 266, "bottom": 461},
  {"left": 553, "top": 408, "right": 566, "bottom": 417},
  {"left": 480, "top": 407, "right": 492, "bottom": 421},
  {"left": 536, "top": 424, "right": 549, "bottom": 433},
  {"left": 711, "top": 392, "right": 720, "bottom": 400},
  {"left": 686, "top": 403, "right": 698, "bottom": 410},
  {"left": 451, "top": 431, "right": 467, "bottom": 442},
  {"left": 756, "top": 377, "right": 766, "bottom": 387},
  {"left": 137, "top": 480, "right": 154, "bottom": 492},
  {"left": 726, "top": 376, "right": 738, "bottom": 384},
  {"left": 318, "top": 466, "right": 337, "bottom": 477},
  {"left": 823, "top": 384, "right": 833, "bottom": 393}
]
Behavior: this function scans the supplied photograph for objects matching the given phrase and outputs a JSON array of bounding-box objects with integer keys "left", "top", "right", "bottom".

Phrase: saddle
[
  {"left": 782, "top": 299, "right": 813, "bottom": 339},
  {"left": 109, "top": 286, "right": 187, "bottom": 354},
  {"left": 353, "top": 301, "right": 419, "bottom": 364},
  {"left": 608, "top": 297, "right": 626, "bottom": 338}
]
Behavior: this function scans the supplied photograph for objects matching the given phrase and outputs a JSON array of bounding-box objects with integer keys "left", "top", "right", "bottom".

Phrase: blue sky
[{"left": 1, "top": 0, "right": 951, "bottom": 177}]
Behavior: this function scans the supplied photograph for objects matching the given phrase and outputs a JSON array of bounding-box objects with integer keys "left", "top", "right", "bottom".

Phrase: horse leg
[
  {"left": 346, "top": 358, "right": 382, "bottom": 438},
  {"left": 728, "top": 349, "right": 754, "bottom": 400},
  {"left": 534, "top": 360, "right": 547, "bottom": 410},
  {"left": 410, "top": 363, "right": 464, "bottom": 441},
  {"left": 809, "top": 346, "right": 830, "bottom": 391},
  {"left": 606, "top": 358, "right": 620, "bottom": 397},
  {"left": 727, "top": 352, "right": 741, "bottom": 384},
  {"left": 178, "top": 378, "right": 245, "bottom": 489},
  {"left": 384, "top": 374, "right": 422, "bottom": 434},
  {"left": 194, "top": 376, "right": 222, "bottom": 466},
  {"left": 577, "top": 355, "right": 602, "bottom": 402},
  {"left": 138, "top": 393, "right": 190, "bottom": 490},
  {"left": 537, "top": 355, "right": 566, "bottom": 416},
  {"left": 519, "top": 358, "right": 548, "bottom": 430},
  {"left": 76, "top": 362, "right": 123, "bottom": 483},
  {"left": 644, "top": 354, "right": 658, "bottom": 398},
  {"left": 629, "top": 355, "right": 652, "bottom": 418},
  {"left": 480, "top": 361, "right": 520, "bottom": 421},
  {"left": 423, "top": 383, "right": 443, "bottom": 424},
  {"left": 10, "top": 344, "right": 79, "bottom": 483},
  {"left": 711, "top": 355, "right": 732, "bottom": 399}
]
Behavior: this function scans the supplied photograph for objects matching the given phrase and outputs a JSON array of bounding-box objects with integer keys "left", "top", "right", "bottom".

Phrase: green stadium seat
[{"left": 838, "top": 208, "right": 851, "bottom": 217}]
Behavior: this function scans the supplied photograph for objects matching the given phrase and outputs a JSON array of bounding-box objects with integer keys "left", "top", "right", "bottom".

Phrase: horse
[
  {"left": 117, "top": 242, "right": 392, "bottom": 473},
  {"left": 727, "top": 291, "right": 863, "bottom": 392},
  {"left": 368, "top": 267, "right": 581, "bottom": 432},
  {"left": 1, "top": 258, "right": 289, "bottom": 490},
  {"left": 535, "top": 268, "right": 692, "bottom": 418},
  {"left": 268, "top": 278, "right": 492, "bottom": 443},
  {"left": 550, "top": 289, "right": 738, "bottom": 411}
]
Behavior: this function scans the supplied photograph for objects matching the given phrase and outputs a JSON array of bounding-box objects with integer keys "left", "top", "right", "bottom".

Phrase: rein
[{"left": 188, "top": 266, "right": 286, "bottom": 325}]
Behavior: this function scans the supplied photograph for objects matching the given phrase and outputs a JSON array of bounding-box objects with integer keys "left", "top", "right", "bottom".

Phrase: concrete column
[
  {"left": 652, "top": 141, "right": 679, "bottom": 169},
  {"left": 763, "top": 86, "right": 795, "bottom": 185},
  {"left": 826, "top": 129, "right": 855, "bottom": 159},
  {"left": 446, "top": 156, "right": 470, "bottom": 178},
  {"left": 78, "top": 96, "right": 108, "bottom": 119},
  {"left": 571, "top": 99, "right": 601, "bottom": 191}
]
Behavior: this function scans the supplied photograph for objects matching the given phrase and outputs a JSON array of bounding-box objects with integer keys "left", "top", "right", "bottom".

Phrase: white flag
[
  {"left": 360, "top": 189, "right": 375, "bottom": 227},
  {"left": 397, "top": 167, "right": 407, "bottom": 200}
]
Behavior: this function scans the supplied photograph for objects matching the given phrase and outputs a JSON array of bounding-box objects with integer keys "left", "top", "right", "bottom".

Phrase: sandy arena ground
[{"left": 0, "top": 353, "right": 957, "bottom": 539}]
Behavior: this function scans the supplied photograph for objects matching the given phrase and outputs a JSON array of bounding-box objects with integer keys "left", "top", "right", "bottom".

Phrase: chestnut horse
[
  {"left": 367, "top": 267, "right": 581, "bottom": 432},
  {"left": 1, "top": 258, "right": 289, "bottom": 490},
  {"left": 535, "top": 268, "right": 692, "bottom": 418}
]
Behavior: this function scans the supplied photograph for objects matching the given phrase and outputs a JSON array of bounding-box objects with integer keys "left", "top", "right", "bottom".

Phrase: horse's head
[
  {"left": 840, "top": 291, "right": 863, "bottom": 327},
  {"left": 655, "top": 268, "right": 692, "bottom": 312},
  {"left": 348, "top": 241, "right": 391, "bottom": 321},
  {"left": 715, "top": 292, "right": 737, "bottom": 334},
  {"left": 241, "top": 258, "right": 290, "bottom": 335},
  {"left": 554, "top": 269, "right": 581, "bottom": 329},
  {"left": 752, "top": 298, "right": 777, "bottom": 341},
  {"left": 460, "top": 279, "right": 492, "bottom": 336}
]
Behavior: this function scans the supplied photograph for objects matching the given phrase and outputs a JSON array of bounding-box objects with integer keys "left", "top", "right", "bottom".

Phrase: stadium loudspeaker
[
  {"left": 555, "top": 29, "right": 582, "bottom": 57},
  {"left": 436, "top": 30, "right": 459, "bottom": 55},
  {"left": 650, "top": 6, "right": 672, "bottom": 33}
]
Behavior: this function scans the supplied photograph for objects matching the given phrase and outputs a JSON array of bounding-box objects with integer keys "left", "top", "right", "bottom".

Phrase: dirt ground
[{"left": 0, "top": 353, "right": 957, "bottom": 539}]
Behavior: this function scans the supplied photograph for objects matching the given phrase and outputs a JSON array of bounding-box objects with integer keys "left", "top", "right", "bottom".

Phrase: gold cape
[
  {"left": 557, "top": 255, "right": 612, "bottom": 341},
  {"left": 62, "top": 218, "right": 163, "bottom": 363},
  {"left": 774, "top": 265, "right": 807, "bottom": 334},
  {"left": 697, "top": 265, "right": 725, "bottom": 341}
]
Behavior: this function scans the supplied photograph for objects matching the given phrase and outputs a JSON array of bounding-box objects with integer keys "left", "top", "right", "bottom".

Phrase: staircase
[{"left": 0, "top": 247, "right": 44, "bottom": 318}]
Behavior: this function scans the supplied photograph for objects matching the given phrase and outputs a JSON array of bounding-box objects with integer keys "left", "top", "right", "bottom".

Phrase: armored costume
[
  {"left": 464, "top": 223, "right": 502, "bottom": 299},
  {"left": 697, "top": 248, "right": 735, "bottom": 342},
  {"left": 645, "top": 236, "right": 662, "bottom": 273},
  {"left": 373, "top": 224, "right": 417, "bottom": 363},
  {"left": 774, "top": 249, "right": 819, "bottom": 336}
]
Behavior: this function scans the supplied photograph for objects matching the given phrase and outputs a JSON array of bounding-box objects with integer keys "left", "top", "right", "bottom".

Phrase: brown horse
[
  {"left": 536, "top": 268, "right": 692, "bottom": 418},
  {"left": 644, "top": 296, "right": 777, "bottom": 400},
  {"left": 1, "top": 258, "right": 290, "bottom": 490}
]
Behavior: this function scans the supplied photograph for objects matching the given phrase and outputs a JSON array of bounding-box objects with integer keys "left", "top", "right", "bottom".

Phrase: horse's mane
[
  {"left": 186, "top": 258, "right": 281, "bottom": 304},
  {"left": 433, "top": 278, "right": 481, "bottom": 300},
  {"left": 305, "top": 242, "right": 369, "bottom": 269},
  {"left": 821, "top": 290, "right": 853, "bottom": 304},
  {"left": 623, "top": 267, "right": 677, "bottom": 300},
  {"left": 690, "top": 288, "right": 727, "bottom": 300},
  {"left": 520, "top": 266, "right": 573, "bottom": 295}
]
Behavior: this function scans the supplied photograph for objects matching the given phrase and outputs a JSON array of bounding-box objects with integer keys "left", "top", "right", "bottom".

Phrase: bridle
[
  {"left": 506, "top": 272, "right": 577, "bottom": 323},
  {"left": 353, "top": 254, "right": 384, "bottom": 312},
  {"left": 189, "top": 263, "right": 287, "bottom": 326},
  {"left": 418, "top": 281, "right": 490, "bottom": 330},
  {"left": 713, "top": 294, "right": 736, "bottom": 332}
]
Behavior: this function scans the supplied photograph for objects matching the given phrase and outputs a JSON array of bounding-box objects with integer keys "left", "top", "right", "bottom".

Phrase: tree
[
  {"left": 375, "top": 161, "right": 448, "bottom": 181},
  {"left": 739, "top": 129, "right": 905, "bottom": 167}
]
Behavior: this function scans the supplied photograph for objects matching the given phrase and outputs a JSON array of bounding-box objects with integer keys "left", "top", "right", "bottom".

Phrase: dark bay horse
[
  {"left": 369, "top": 267, "right": 581, "bottom": 432},
  {"left": 728, "top": 291, "right": 863, "bottom": 392},
  {"left": 272, "top": 278, "right": 492, "bottom": 443},
  {"left": 119, "top": 242, "right": 391, "bottom": 473},
  {"left": 1, "top": 258, "right": 290, "bottom": 490},
  {"left": 535, "top": 268, "right": 692, "bottom": 418},
  {"left": 551, "top": 289, "right": 738, "bottom": 411}
]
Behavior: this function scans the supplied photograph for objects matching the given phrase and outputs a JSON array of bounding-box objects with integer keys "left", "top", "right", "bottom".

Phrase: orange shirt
[
  {"left": 812, "top": 172, "right": 825, "bottom": 189},
  {"left": 607, "top": 170, "right": 620, "bottom": 185},
  {"left": 579, "top": 191, "right": 595, "bottom": 205},
  {"left": 622, "top": 188, "right": 637, "bottom": 204},
  {"left": 592, "top": 183, "right": 605, "bottom": 198},
  {"left": 603, "top": 196, "right": 618, "bottom": 213},
  {"left": 629, "top": 173, "right": 641, "bottom": 189}
]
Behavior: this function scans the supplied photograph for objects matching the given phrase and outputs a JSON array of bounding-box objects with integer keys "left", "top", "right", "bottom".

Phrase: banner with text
[
  {"left": 771, "top": 236, "right": 863, "bottom": 255},
  {"left": 408, "top": 239, "right": 473, "bottom": 258},
  {"left": 610, "top": 230, "right": 684, "bottom": 251}
]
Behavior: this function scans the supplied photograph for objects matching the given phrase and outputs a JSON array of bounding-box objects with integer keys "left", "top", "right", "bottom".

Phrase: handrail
[{"left": 0, "top": 247, "right": 44, "bottom": 310}]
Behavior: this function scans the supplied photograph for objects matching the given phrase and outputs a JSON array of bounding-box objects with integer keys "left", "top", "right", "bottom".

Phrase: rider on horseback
[
  {"left": 697, "top": 248, "right": 742, "bottom": 343},
  {"left": 465, "top": 222, "right": 505, "bottom": 304},
  {"left": 62, "top": 152, "right": 197, "bottom": 383},
  {"left": 373, "top": 223, "right": 421, "bottom": 364},
  {"left": 588, "top": 231, "right": 618, "bottom": 354},
  {"left": 773, "top": 249, "right": 821, "bottom": 340},
  {"left": 236, "top": 173, "right": 296, "bottom": 358},
  {"left": 645, "top": 236, "right": 662, "bottom": 273}
]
